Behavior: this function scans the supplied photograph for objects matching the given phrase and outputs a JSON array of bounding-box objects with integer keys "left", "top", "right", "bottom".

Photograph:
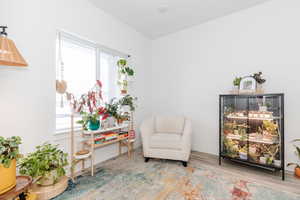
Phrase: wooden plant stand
[
  {"left": 0, "top": 176, "right": 33, "bottom": 200},
  {"left": 70, "top": 115, "right": 135, "bottom": 180}
]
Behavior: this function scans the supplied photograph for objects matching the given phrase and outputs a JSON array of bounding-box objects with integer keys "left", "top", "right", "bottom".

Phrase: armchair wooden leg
[
  {"left": 144, "top": 157, "right": 150, "bottom": 162},
  {"left": 182, "top": 161, "right": 187, "bottom": 167}
]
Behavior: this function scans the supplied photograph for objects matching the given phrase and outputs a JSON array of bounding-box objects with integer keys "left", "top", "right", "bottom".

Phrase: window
[{"left": 56, "top": 32, "right": 126, "bottom": 133}]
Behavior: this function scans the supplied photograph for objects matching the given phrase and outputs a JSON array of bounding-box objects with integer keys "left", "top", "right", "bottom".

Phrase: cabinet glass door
[
  {"left": 221, "top": 95, "right": 249, "bottom": 160},
  {"left": 248, "top": 95, "right": 283, "bottom": 168}
]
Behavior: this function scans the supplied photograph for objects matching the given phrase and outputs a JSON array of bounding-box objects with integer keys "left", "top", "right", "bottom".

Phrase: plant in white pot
[{"left": 19, "top": 143, "right": 68, "bottom": 186}]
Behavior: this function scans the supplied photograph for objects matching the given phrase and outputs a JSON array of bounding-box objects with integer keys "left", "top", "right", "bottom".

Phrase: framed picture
[{"left": 239, "top": 76, "right": 256, "bottom": 93}]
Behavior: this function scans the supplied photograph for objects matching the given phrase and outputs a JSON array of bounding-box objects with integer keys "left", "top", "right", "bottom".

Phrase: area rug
[{"left": 54, "top": 151, "right": 300, "bottom": 200}]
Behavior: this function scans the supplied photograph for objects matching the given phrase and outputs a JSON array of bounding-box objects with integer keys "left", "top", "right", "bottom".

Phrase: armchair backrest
[{"left": 155, "top": 116, "right": 185, "bottom": 134}]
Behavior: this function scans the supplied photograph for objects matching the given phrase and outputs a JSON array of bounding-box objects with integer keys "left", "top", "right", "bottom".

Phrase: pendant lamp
[{"left": 0, "top": 26, "right": 28, "bottom": 67}]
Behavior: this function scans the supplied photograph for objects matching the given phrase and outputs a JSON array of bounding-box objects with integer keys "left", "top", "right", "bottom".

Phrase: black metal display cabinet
[{"left": 219, "top": 94, "right": 285, "bottom": 180}]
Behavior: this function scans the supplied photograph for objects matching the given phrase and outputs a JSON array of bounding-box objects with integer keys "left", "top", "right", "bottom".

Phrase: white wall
[
  {"left": 151, "top": 0, "right": 300, "bottom": 170},
  {"left": 0, "top": 0, "right": 151, "bottom": 164}
]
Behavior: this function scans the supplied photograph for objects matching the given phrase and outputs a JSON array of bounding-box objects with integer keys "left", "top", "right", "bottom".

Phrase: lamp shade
[{"left": 0, "top": 36, "right": 28, "bottom": 67}]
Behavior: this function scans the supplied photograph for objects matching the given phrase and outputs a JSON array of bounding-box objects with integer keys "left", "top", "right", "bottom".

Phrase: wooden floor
[{"left": 191, "top": 151, "right": 300, "bottom": 195}]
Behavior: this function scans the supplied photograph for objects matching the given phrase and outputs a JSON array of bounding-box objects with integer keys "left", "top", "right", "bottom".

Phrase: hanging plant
[{"left": 117, "top": 59, "right": 134, "bottom": 94}]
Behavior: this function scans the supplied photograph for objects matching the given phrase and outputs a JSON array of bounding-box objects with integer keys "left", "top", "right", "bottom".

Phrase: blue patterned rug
[{"left": 53, "top": 151, "right": 300, "bottom": 200}]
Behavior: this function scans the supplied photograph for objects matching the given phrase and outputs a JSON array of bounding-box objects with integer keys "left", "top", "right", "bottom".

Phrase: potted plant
[
  {"left": 233, "top": 77, "right": 242, "bottom": 93},
  {"left": 287, "top": 139, "right": 300, "bottom": 178},
  {"left": 117, "top": 59, "right": 134, "bottom": 94},
  {"left": 68, "top": 81, "right": 104, "bottom": 131},
  {"left": 77, "top": 111, "right": 100, "bottom": 131},
  {"left": 118, "top": 94, "right": 138, "bottom": 112},
  {"left": 251, "top": 71, "right": 266, "bottom": 92},
  {"left": 0, "top": 136, "right": 21, "bottom": 194},
  {"left": 19, "top": 143, "right": 68, "bottom": 186}
]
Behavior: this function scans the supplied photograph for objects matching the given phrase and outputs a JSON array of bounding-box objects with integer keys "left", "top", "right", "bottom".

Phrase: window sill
[{"left": 54, "top": 127, "right": 82, "bottom": 135}]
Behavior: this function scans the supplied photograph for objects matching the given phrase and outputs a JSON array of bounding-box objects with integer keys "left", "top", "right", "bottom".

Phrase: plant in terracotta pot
[
  {"left": 0, "top": 136, "right": 21, "bottom": 194},
  {"left": 19, "top": 143, "right": 68, "bottom": 186},
  {"left": 287, "top": 139, "right": 300, "bottom": 178}
]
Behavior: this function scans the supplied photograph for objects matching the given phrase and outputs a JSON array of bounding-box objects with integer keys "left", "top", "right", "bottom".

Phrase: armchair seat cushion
[{"left": 149, "top": 133, "right": 182, "bottom": 150}]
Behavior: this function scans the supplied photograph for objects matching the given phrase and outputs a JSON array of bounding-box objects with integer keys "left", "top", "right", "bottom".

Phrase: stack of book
[{"left": 94, "top": 132, "right": 119, "bottom": 144}]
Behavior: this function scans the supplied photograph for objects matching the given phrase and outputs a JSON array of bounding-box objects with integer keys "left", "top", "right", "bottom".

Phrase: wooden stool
[{"left": 0, "top": 176, "right": 33, "bottom": 200}]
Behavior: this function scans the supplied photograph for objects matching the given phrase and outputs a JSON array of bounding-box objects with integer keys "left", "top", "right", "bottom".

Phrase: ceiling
[{"left": 89, "top": 0, "right": 269, "bottom": 39}]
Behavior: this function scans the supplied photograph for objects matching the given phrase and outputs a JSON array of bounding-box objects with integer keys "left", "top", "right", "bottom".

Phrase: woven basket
[{"left": 30, "top": 176, "right": 68, "bottom": 200}]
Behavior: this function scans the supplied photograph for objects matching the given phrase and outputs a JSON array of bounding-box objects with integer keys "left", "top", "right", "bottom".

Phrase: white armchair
[{"left": 140, "top": 116, "right": 192, "bottom": 166}]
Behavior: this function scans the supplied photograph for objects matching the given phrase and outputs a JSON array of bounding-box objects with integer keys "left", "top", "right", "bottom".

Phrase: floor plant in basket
[
  {"left": 287, "top": 139, "right": 300, "bottom": 178},
  {"left": 18, "top": 143, "right": 68, "bottom": 186}
]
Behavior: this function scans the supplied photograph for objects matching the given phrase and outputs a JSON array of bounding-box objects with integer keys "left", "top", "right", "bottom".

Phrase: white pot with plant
[{"left": 232, "top": 77, "right": 241, "bottom": 94}]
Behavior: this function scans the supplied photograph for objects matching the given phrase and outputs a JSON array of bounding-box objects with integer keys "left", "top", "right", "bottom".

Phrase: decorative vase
[
  {"left": 0, "top": 159, "right": 16, "bottom": 195},
  {"left": 88, "top": 120, "right": 100, "bottom": 131},
  {"left": 295, "top": 167, "right": 300, "bottom": 178},
  {"left": 256, "top": 83, "right": 264, "bottom": 94}
]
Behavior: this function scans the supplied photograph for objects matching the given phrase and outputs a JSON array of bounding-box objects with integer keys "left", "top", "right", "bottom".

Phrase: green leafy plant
[
  {"left": 19, "top": 143, "right": 68, "bottom": 184},
  {"left": 287, "top": 139, "right": 300, "bottom": 168},
  {"left": 118, "top": 95, "right": 138, "bottom": 111},
  {"left": 252, "top": 71, "right": 266, "bottom": 84},
  {"left": 0, "top": 136, "right": 21, "bottom": 168},
  {"left": 117, "top": 59, "right": 134, "bottom": 77},
  {"left": 233, "top": 77, "right": 242, "bottom": 87},
  {"left": 105, "top": 98, "right": 120, "bottom": 119}
]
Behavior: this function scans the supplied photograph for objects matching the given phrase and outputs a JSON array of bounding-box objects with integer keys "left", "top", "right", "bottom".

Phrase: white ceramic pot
[{"left": 38, "top": 170, "right": 59, "bottom": 186}]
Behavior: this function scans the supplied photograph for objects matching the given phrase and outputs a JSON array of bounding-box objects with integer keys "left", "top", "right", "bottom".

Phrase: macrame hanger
[{"left": 58, "top": 32, "right": 65, "bottom": 108}]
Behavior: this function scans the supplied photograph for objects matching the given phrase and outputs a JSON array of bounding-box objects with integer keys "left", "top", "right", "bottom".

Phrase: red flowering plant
[{"left": 67, "top": 80, "right": 107, "bottom": 130}]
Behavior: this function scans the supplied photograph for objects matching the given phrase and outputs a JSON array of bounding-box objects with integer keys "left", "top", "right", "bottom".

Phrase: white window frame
[{"left": 55, "top": 30, "right": 129, "bottom": 134}]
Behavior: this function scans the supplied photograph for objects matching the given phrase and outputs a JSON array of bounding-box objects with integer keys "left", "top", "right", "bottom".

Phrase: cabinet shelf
[
  {"left": 226, "top": 116, "right": 281, "bottom": 121},
  {"left": 225, "top": 134, "right": 279, "bottom": 144}
]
